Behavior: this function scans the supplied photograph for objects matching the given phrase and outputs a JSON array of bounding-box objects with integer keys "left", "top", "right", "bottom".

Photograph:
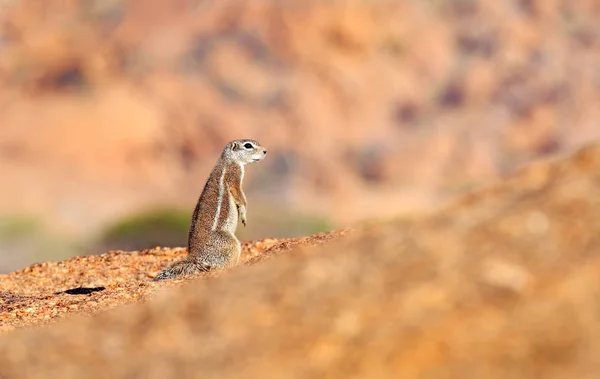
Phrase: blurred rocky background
[{"left": 0, "top": 0, "right": 599, "bottom": 272}]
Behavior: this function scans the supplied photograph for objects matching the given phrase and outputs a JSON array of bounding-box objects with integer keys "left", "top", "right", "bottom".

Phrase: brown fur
[{"left": 154, "top": 139, "right": 267, "bottom": 281}]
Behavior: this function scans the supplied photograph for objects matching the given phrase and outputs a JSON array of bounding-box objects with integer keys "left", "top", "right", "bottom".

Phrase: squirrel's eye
[{"left": 243, "top": 143, "right": 254, "bottom": 149}]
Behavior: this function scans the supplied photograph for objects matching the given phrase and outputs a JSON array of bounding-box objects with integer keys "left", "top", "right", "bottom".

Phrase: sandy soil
[{"left": 0, "top": 229, "right": 353, "bottom": 332}]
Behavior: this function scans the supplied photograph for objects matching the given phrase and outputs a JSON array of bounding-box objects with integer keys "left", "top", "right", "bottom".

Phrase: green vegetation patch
[
  {"left": 99, "top": 208, "right": 191, "bottom": 252},
  {"left": 0, "top": 215, "right": 81, "bottom": 274},
  {"left": 0, "top": 216, "right": 41, "bottom": 240}
]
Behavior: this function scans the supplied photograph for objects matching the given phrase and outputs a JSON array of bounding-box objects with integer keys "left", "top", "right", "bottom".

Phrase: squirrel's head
[{"left": 223, "top": 139, "right": 267, "bottom": 165}]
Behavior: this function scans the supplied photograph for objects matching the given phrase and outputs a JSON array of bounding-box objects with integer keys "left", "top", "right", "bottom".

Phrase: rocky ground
[
  {"left": 0, "top": 229, "right": 351, "bottom": 332},
  {"left": 0, "top": 143, "right": 600, "bottom": 378}
]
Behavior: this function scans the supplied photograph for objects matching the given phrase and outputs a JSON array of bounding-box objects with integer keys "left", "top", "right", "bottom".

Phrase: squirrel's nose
[{"left": 263, "top": 149, "right": 267, "bottom": 155}]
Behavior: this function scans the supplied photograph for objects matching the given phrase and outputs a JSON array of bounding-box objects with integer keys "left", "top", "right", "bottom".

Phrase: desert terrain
[
  {"left": 0, "top": 140, "right": 600, "bottom": 378},
  {"left": 1, "top": 0, "right": 600, "bottom": 377},
  {"left": 1, "top": 0, "right": 599, "bottom": 271}
]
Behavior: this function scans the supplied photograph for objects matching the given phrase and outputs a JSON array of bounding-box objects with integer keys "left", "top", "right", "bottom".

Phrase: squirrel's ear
[{"left": 231, "top": 142, "right": 241, "bottom": 151}]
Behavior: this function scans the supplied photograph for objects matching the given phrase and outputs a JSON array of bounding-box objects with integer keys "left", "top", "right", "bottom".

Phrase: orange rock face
[{"left": 0, "top": 0, "right": 599, "bottom": 238}]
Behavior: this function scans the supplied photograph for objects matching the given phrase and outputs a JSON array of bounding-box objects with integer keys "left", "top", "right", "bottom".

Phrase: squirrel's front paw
[{"left": 238, "top": 206, "right": 247, "bottom": 227}]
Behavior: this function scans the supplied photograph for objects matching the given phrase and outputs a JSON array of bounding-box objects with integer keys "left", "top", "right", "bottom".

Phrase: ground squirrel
[{"left": 154, "top": 139, "right": 267, "bottom": 281}]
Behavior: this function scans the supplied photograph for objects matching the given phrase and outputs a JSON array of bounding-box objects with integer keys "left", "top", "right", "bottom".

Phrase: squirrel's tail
[{"left": 153, "top": 258, "right": 210, "bottom": 281}]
